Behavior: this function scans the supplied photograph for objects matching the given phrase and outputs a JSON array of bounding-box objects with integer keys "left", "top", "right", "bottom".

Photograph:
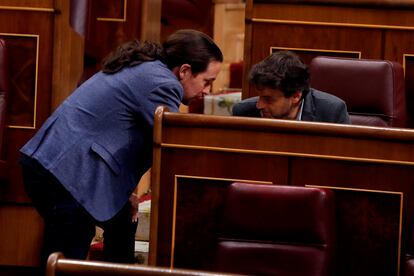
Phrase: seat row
[{"left": 47, "top": 182, "right": 414, "bottom": 275}]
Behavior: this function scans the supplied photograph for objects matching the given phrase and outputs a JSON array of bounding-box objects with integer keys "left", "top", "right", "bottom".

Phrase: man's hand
[{"left": 129, "top": 193, "right": 140, "bottom": 223}]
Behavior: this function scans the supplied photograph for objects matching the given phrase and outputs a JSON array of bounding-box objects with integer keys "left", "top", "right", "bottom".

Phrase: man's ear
[
  {"left": 292, "top": 90, "right": 303, "bottom": 104},
  {"left": 178, "top": 64, "right": 192, "bottom": 80}
]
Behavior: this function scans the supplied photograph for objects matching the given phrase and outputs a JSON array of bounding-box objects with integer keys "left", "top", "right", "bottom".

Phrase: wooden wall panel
[
  {"left": 0, "top": 1, "right": 53, "bottom": 8},
  {"left": 85, "top": 0, "right": 140, "bottom": 61},
  {"left": 0, "top": 206, "right": 43, "bottom": 265},
  {"left": 0, "top": 0, "right": 55, "bottom": 267},
  {"left": 81, "top": 0, "right": 161, "bottom": 83},
  {"left": 250, "top": 23, "right": 381, "bottom": 60},
  {"left": 0, "top": 0, "right": 161, "bottom": 267},
  {"left": 0, "top": 35, "right": 38, "bottom": 127},
  {"left": 154, "top": 149, "right": 287, "bottom": 267},
  {"left": 385, "top": 31, "right": 414, "bottom": 128},
  {"left": 291, "top": 158, "right": 409, "bottom": 276},
  {"left": 95, "top": 0, "right": 125, "bottom": 19},
  {"left": 0, "top": 3, "right": 54, "bottom": 202},
  {"left": 404, "top": 55, "right": 414, "bottom": 128},
  {"left": 150, "top": 108, "right": 414, "bottom": 276},
  {"left": 160, "top": 0, "right": 214, "bottom": 42}
]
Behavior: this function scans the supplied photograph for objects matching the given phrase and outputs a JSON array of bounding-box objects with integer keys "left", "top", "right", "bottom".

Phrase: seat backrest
[
  {"left": 229, "top": 61, "right": 243, "bottom": 89},
  {"left": 0, "top": 39, "right": 9, "bottom": 161},
  {"left": 310, "top": 56, "right": 406, "bottom": 127},
  {"left": 214, "top": 182, "right": 335, "bottom": 276},
  {"left": 403, "top": 223, "right": 414, "bottom": 276},
  {"left": 46, "top": 252, "right": 241, "bottom": 276},
  {"left": 405, "top": 259, "right": 414, "bottom": 276}
]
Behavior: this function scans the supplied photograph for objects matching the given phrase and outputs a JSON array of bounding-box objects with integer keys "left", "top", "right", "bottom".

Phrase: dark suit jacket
[{"left": 232, "top": 88, "right": 350, "bottom": 124}]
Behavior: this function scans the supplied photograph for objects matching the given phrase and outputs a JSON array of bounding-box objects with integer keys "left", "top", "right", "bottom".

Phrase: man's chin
[
  {"left": 260, "top": 111, "right": 273, "bottom": 118},
  {"left": 184, "top": 95, "right": 204, "bottom": 106}
]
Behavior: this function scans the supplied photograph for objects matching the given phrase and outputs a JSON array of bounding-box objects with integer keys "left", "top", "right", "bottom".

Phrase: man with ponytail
[{"left": 19, "top": 29, "right": 222, "bottom": 268}]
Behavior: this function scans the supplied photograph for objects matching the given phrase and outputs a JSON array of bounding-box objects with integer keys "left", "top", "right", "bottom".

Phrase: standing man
[
  {"left": 232, "top": 51, "right": 350, "bottom": 123},
  {"left": 20, "top": 29, "right": 222, "bottom": 267}
]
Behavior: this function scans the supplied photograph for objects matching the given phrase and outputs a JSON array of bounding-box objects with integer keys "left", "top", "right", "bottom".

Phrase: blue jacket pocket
[{"left": 90, "top": 142, "right": 121, "bottom": 175}]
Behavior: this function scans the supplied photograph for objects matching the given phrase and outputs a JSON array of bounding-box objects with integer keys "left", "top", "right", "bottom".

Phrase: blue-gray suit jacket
[
  {"left": 232, "top": 88, "right": 350, "bottom": 124},
  {"left": 20, "top": 60, "right": 183, "bottom": 221}
]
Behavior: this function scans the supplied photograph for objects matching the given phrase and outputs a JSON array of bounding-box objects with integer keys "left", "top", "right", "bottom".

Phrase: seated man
[{"left": 232, "top": 51, "right": 350, "bottom": 124}]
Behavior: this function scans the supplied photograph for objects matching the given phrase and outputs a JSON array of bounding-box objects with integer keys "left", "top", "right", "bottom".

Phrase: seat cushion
[{"left": 216, "top": 241, "right": 329, "bottom": 276}]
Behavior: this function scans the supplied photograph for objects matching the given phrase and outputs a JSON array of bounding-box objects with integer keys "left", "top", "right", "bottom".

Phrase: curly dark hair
[{"left": 249, "top": 51, "right": 310, "bottom": 98}]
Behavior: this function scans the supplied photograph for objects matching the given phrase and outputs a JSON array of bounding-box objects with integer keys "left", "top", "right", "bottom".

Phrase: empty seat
[
  {"left": 229, "top": 61, "right": 243, "bottom": 89},
  {"left": 406, "top": 258, "right": 414, "bottom": 276},
  {"left": 214, "top": 182, "right": 335, "bottom": 276},
  {"left": 310, "top": 56, "right": 406, "bottom": 127},
  {"left": 404, "top": 225, "right": 414, "bottom": 276}
]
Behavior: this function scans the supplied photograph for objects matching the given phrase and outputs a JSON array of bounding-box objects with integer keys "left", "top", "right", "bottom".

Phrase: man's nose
[{"left": 202, "top": 85, "right": 211, "bottom": 95}]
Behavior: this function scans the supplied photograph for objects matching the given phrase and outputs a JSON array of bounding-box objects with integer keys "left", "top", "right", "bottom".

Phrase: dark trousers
[{"left": 20, "top": 155, "right": 138, "bottom": 271}]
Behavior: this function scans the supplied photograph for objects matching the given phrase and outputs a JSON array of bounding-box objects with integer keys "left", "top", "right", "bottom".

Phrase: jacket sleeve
[
  {"left": 232, "top": 96, "right": 262, "bottom": 117},
  {"left": 141, "top": 81, "right": 183, "bottom": 127},
  {"left": 335, "top": 101, "right": 351, "bottom": 124}
]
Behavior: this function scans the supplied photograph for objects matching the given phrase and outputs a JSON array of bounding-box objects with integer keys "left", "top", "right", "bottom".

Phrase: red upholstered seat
[
  {"left": 404, "top": 223, "right": 414, "bottom": 275},
  {"left": 229, "top": 61, "right": 243, "bottom": 89},
  {"left": 310, "top": 56, "right": 406, "bottom": 127},
  {"left": 214, "top": 182, "right": 335, "bottom": 276},
  {"left": 406, "top": 258, "right": 414, "bottom": 276}
]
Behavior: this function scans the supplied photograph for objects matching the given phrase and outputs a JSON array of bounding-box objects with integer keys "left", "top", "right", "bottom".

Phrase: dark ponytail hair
[
  {"left": 102, "top": 29, "right": 223, "bottom": 75},
  {"left": 102, "top": 40, "right": 163, "bottom": 73}
]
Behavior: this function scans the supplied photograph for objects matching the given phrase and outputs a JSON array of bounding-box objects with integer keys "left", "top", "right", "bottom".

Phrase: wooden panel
[
  {"left": 153, "top": 148, "right": 289, "bottom": 266},
  {"left": 252, "top": 3, "right": 414, "bottom": 26},
  {"left": 0, "top": 3, "right": 54, "bottom": 202},
  {"left": 0, "top": 206, "right": 43, "bottom": 266},
  {"left": 253, "top": 24, "right": 380, "bottom": 56},
  {"left": 0, "top": 9, "right": 54, "bottom": 130},
  {"left": 81, "top": 0, "right": 161, "bottom": 82},
  {"left": 160, "top": 0, "right": 214, "bottom": 42},
  {"left": 0, "top": 0, "right": 161, "bottom": 267},
  {"left": 271, "top": 46, "right": 360, "bottom": 64},
  {"left": 0, "top": 1, "right": 53, "bottom": 10},
  {"left": 150, "top": 107, "right": 414, "bottom": 276},
  {"left": 292, "top": 159, "right": 406, "bottom": 276},
  {"left": 85, "top": 0, "right": 142, "bottom": 61},
  {"left": 0, "top": 35, "right": 38, "bottom": 127},
  {"left": 247, "top": 22, "right": 383, "bottom": 96},
  {"left": 213, "top": 2, "right": 245, "bottom": 91},
  {"left": 52, "top": 0, "right": 85, "bottom": 109},
  {"left": 0, "top": 0, "right": 74, "bottom": 268},
  {"left": 405, "top": 55, "right": 414, "bottom": 128},
  {"left": 385, "top": 32, "right": 414, "bottom": 128},
  {"left": 95, "top": 0, "right": 125, "bottom": 20}
]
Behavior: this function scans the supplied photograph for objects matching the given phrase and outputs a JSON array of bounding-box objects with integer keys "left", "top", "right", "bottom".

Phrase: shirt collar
[{"left": 296, "top": 99, "right": 305, "bottom": 121}]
